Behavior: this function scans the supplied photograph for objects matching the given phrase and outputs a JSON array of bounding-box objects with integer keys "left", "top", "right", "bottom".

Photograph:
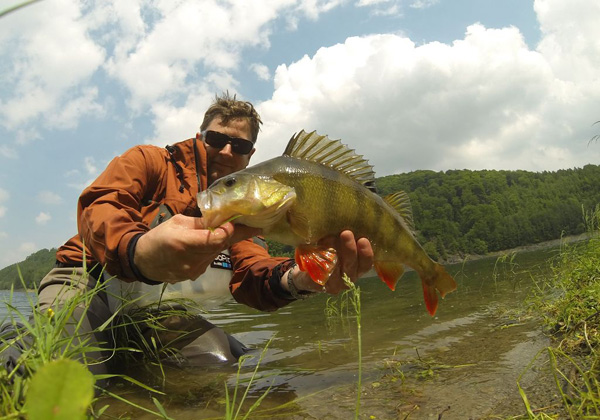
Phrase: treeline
[
  {"left": 0, "top": 248, "right": 57, "bottom": 290},
  {"left": 2, "top": 165, "right": 600, "bottom": 289},
  {"left": 376, "top": 164, "right": 600, "bottom": 260}
]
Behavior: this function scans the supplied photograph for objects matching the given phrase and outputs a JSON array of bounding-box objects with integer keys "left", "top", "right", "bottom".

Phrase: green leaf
[{"left": 24, "top": 359, "right": 95, "bottom": 420}]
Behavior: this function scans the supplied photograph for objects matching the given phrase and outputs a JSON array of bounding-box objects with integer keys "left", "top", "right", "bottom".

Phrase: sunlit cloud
[
  {"left": 38, "top": 191, "right": 63, "bottom": 205},
  {"left": 35, "top": 212, "right": 51, "bottom": 225}
]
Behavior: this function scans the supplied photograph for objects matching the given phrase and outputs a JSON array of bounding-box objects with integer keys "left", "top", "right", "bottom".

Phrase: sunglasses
[{"left": 202, "top": 130, "right": 254, "bottom": 155}]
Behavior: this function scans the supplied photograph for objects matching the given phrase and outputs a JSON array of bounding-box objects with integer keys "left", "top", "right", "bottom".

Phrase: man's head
[{"left": 200, "top": 92, "right": 263, "bottom": 185}]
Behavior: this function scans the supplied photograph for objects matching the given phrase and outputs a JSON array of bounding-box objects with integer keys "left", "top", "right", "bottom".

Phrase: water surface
[{"left": 100, "top": 246, "right": 562, "bottom": 419}]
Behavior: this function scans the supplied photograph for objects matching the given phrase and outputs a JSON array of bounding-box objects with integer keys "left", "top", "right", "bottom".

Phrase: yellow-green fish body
[{"left": 198, "top": 131, "right": 456, "bottom": 315}]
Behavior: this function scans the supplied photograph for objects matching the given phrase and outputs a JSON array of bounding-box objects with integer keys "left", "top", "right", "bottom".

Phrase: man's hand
[
  {"left": 134, "top": 214, "right": 261, "bottom": 283},
  {"left": 288, "top": 230, "right": 375, "bottom": 295}
]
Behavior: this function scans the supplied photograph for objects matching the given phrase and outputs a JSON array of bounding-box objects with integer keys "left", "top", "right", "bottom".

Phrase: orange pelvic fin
[
  {"left": 295, "top": 245, "right": 338, "bottom": 285},
  {"left": 422, "top": 282, "right": 439, "bottom": 316},
  {"left": 422, "top": 263, "right": 457, "bottom": 316},
  {"left": 374, "top": 261, "right": 405, "bottom": 291}
]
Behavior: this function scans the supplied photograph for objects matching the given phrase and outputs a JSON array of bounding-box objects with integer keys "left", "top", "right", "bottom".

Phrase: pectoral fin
[
  {"left": 374, "top": 261, "right": 405, "bottom": 291},
  {"left": 288, "top": 209, "right": 311, "bottom": 239},
  {"left": 295, "top": 245, "right": 338, "bottom": 285}
]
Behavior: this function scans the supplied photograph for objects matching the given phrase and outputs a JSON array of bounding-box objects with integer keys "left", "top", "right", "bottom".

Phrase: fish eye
[{"left": 224, "top": 177, "right": 236, "bottom": 187}]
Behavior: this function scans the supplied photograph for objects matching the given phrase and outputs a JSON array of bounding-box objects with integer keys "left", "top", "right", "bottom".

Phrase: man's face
[{"left": 204, "top": 116, "right": 255, "bottom": 185}]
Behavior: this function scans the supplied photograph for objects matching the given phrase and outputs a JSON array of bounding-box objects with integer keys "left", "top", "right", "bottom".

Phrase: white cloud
[
  {"left": 0, "top": 0, "right": 105, "bottom": 130},
  {"left": 47, "top": 87, "right": 105, "bottom": 130},
  {"left": 38, "top": 191, "right": 63, "bottom": 205},
  {"left": 149, "top": 89, "right": 216, "bottom": 145},
  {"left": 256, "top": 19, "right": 600, "bottom": 175},
  {"left": 1, "top": 242, "right": 37, "bottom": 267},
  {"left": 0, "top": 188, "right": 9, "bottom": 217},
  {"left": 84, "top": 156, "right": 98, "bottom": 176},
  {"left": 0, "top": 145, "right": 17, "bottom": 159},
  {"left": 535, "top": 0, "right": 600, "bottom": 83},
  {"left": 356, "top": 0, "right": 402, "bottom": 16},
  {"left": 250, "top": 63, "right": 271, "bottom": 81},
  {"left": 15, "top": 128, "right": 41, "bottom": 146},
  {"left": 35, "top": 212, "right": 51, "bottom": 225},
  {"left": 410, "top": 0, "right": 438, "bottom": 9},
  {"left": 103, "top": 0, "right": 282, "bottom": 109}
]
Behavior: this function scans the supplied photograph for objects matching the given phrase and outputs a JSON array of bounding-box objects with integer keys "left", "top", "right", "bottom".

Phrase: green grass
[
  {"left": 516, "top": 205, "right": 600, "bottom": 418},
  {"left": 0, "top": 270, "right": 177, "bottom": 419}
]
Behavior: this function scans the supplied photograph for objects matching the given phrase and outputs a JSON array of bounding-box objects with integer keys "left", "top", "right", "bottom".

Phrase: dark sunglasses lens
[
  {"left": 205, "top": 131, "right": 228, "bottom": 148},
  {"left": 231, "top": 138, "right": 253, "bottom": 154},
  {"left": 205, "top": 131, "right": 253, "bottom": 155}
]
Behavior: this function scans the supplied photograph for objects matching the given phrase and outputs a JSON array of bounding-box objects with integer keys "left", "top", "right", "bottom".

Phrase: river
[{"left": 1, "top": 247, "right": 563, "bottom": 419}]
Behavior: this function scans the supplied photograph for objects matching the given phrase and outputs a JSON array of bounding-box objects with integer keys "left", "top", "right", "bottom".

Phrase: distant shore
[{"left": 443, "top": 232, "right": 592, "bottom": 265}]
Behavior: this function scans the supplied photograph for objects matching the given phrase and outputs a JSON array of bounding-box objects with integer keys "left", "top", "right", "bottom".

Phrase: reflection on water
[{"left": 2, "top": 247, "right": 562, "bottom": 419}]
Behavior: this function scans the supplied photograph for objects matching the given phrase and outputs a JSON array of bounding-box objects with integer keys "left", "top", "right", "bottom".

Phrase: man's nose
[{"left": 218, "top": 143, "right": 234, "bottom": 156}]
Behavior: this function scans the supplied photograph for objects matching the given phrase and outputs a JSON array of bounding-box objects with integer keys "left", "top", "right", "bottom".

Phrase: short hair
[{"left": 200, "top": 92, "right": 263, "bottom": 142}]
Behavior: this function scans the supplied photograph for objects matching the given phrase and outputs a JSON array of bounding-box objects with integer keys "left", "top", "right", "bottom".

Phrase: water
[
  {"left": 96, "top": 246, "right": 562, "bottom": 419},
  {"left": 0, "top": 289, "right": 34, "bottom": 322},
  {"left": 2, "top": 247, "right": 562, "bottom": 419}
]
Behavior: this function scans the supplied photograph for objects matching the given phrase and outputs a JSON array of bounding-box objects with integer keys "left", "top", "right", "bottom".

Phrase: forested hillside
[
  {"left": 2, "top": 165, "right": 600, "bottom": 289},
  {"left": 376, "top": 164, "right": 600, "bottom": 259},
  {"left": 0, "top": 248, "right": 56, "bottom": 290}
]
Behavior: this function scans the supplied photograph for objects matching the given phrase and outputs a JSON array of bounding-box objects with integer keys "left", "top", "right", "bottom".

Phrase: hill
[
  {"left": 0, "top": 248, "right": 57, "bottom": 290},
  {"left": 376, "top": 164, "right": 600, "bottom": 260}
]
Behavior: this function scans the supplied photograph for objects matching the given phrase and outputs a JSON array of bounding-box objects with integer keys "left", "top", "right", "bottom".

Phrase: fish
[{"left": 197, "top": 130, "right": 457, "bottom": 315}]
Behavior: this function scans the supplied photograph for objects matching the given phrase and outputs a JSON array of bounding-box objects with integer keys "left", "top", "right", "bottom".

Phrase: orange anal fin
[
  {"left": 434, "top": 263, "right": 457, "bottom": 298},
  {"left": 295, "top": 245, "right": 338, "bottom": 286},
  {"left": 374, "top": 262, "right": 405, "bottom": 291},
  {"left": 422, "top": 283, "right": 439, "bottom": 316}
]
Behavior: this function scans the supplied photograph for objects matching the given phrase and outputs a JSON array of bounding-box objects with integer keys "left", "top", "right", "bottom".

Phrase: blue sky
[{"left": 0, "top": 0, "right": 599, "bottom": 269}]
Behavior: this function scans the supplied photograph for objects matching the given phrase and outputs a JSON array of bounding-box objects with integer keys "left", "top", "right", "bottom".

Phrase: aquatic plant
[
  {"left": 342, "top": 275, "right": 363, "bottom": 420},
  {"left": 223, "top": 336, "right": 274, "bottom": 420}
]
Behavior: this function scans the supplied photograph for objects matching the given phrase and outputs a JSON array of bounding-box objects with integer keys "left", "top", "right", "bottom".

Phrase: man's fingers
[{"left": 356, "top": 237, "right": 374, "bottom": 276}]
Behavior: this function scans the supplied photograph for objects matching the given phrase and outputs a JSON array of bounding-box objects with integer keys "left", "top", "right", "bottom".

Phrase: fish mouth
[{"left": 197, "top": 190, "right": 235, "bottom": 229}]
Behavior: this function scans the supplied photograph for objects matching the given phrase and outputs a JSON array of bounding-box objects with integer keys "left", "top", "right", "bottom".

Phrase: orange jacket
[{"left": 56, "top": 138, "right": 294, "bottom": 311}]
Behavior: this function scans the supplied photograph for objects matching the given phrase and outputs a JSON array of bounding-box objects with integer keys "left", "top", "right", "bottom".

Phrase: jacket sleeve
[
  {"left": 77, "top": 146, "right": 162, "bottom": 282},
  {"left": 229, "top": 238, "right": 296, "bottom": 312}
]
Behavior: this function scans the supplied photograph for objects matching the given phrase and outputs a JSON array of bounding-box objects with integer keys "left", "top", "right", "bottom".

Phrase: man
[{"left": 3, "top": 93, "right": 374, "bottom": 377}]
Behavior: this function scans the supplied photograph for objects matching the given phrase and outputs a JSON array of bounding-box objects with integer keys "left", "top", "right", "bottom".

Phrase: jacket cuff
[
  {"left": 120, "top": 231, "right": 162, "bottom": 285},
  {"left": 268, "top": 260, "right": 296, "bottom": 300}
]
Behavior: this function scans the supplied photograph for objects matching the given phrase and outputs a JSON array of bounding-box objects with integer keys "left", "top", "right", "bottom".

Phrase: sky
[{"left": 0, "top": 0, "right": 599, "bottom": 269}]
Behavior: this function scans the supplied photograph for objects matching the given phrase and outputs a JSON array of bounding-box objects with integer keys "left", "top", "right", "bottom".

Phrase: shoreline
[{"left": 442, "top": 232, "right": 592, "bottom": 265}]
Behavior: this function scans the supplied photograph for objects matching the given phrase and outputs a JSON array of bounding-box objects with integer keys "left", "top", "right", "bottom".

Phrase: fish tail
[{"left": 421, "top": 263, "right": 457, "bottom": 316}]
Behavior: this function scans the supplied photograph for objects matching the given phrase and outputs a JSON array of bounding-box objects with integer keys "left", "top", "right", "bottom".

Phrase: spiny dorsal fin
[
  {"left": 284, "top": 130, "right": 377, "bottom": 192},
  {"left": 384, "top": 191, "right": 415, "bottom": 233}
]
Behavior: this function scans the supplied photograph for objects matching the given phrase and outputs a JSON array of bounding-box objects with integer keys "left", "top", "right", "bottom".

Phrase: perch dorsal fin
[{"left": 284, "top": 130, "right": 377, "bottom": 193}]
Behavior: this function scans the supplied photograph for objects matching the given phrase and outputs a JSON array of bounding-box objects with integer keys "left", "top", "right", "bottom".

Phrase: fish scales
[{"left": 197, "top": 130, "right": 457, "bottom": 315}]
